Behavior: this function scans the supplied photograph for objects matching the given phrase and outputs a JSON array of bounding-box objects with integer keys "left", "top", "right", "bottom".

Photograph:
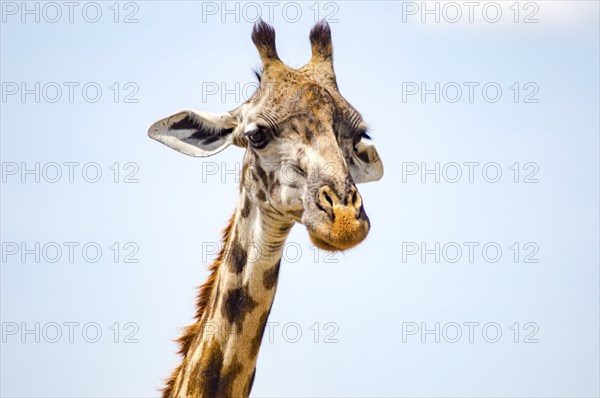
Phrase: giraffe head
[{"left": 149, "top": 20, "right": 383, "bottom": 251}]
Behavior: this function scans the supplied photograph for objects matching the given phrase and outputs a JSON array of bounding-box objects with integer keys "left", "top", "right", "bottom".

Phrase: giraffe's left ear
[
  {"left": 148, "top": 110, "right": 241, "bottom": 157},
  {"left": 349, "top": 138, "right": 384, "bottom": 183}
]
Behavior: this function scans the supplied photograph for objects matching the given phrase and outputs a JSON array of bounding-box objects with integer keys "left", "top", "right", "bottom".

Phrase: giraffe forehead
[
  {"left": 252, "top": 88, "right": 341, "bottom": 139},
  {"left": 257, "top": 67, "right": 338, "bottom": 105},
  {"left": 261, "top": 63, "right": 331, "bottom": 86}
]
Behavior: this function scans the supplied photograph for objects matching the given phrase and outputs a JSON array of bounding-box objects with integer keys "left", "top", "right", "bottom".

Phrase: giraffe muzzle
[{"left": 305, "top": 184, "right": 370, "bottom": 251}]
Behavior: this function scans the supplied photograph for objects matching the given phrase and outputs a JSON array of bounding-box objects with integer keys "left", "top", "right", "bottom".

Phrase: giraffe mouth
[{"left": 307, "top": 205, "right": 370, "bottom": 251}]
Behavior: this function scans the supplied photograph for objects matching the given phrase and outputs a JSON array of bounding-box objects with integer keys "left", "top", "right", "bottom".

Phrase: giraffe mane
[{"left": 162, "top": 212, "right": 236, "bottom": 398}]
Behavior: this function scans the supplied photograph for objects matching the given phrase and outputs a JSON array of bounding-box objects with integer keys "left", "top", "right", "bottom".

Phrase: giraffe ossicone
[{"left": 149, "top": 20, "right": 383, "bottom": 398}]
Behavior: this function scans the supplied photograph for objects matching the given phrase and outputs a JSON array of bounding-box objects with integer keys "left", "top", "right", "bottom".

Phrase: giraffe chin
[{"left": 308, "top": 229, "right": 368, "bottom": 252}]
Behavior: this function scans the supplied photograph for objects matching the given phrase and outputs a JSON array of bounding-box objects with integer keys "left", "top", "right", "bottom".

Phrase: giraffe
[{"left": 148, "top": 20, "right": 384, "bottom": 398}]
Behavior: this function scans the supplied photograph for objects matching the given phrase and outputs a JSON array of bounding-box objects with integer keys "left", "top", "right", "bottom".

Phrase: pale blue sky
[{"left": 1, "top": 1, "right": 599, "bottom": 397}]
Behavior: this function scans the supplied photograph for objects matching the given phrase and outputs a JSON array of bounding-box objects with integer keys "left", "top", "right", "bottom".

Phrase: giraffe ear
[
  {"left": 148, "top": 110, "right": 240, "bottom": 157},
  {"left": 349, "top": 138, "right": 384, "bottom": 183}
]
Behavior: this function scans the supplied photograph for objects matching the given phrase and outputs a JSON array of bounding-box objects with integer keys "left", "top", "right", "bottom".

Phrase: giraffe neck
[{"left": 165, "top": 189, "right": 293, "bottom": 398}]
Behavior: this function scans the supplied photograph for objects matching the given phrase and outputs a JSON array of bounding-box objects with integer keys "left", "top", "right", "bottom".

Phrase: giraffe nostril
[
  {"left": 346, "top": 185, "right": 361, "bottom": 210},
  {"left": 317, "top": 186, "right": 337, "bottom": 217},
  {"left": 323, "top": 191, "right": 334, "bottom": 207}
]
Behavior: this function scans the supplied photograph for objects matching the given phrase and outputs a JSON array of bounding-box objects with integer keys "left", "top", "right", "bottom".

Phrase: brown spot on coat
[
  {"left": 304, "top": 125, "right": 314, "bottom": 142},
  {"left": 217, "top": 358, "right": 244, "bottom": 398},
  {"left": 262, "top": 260, "right": 281, "bottom": 290},
  {"left": 222, "top": 286, "right": 258, "bottom": 331},
  {"left": 269, "top": 179, "right": 281, "bottom": 196},
  {"left": 191, "top": 338, "right": 223, "bottom": 397},
  {"left": 228, "top": 241, "right": 247, "bottom": 274},
  {"left": 187, "top": 339, "right": 244, "bottom": 398},
  {"left": 240, "top": 196, "right": 251, "bottom": 218},
  {"left": 255, "top": 164, "right": 269, "bottom": 188}
]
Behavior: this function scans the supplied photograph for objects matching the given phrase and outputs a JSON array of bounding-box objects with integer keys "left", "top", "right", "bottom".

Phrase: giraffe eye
[{"left": 246, "top": 129, "right": 269, "bottom": 149}]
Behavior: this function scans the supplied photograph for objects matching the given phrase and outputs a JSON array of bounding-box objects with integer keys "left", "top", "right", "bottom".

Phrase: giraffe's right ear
[{"left": 148, "top": 110, "right": 240, "bottom": 157}]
